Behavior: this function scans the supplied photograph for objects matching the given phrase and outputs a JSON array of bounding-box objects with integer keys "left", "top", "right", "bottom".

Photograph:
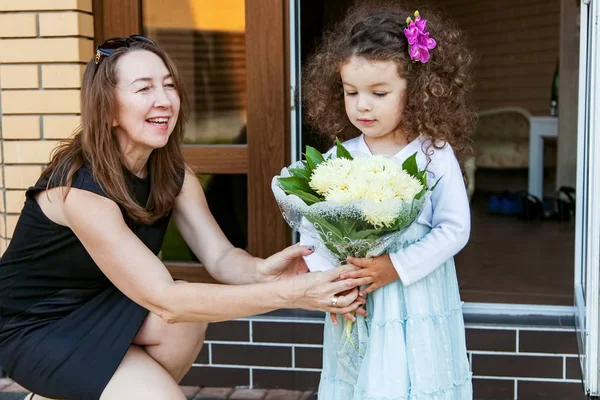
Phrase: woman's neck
[{"left": 123, "top": 152, "right": 150, "bottom": 179}]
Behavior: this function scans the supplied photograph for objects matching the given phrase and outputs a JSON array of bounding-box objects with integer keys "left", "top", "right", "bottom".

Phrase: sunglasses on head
[{"left": 95, "top": 35, "right": 157, "bottom": 64}]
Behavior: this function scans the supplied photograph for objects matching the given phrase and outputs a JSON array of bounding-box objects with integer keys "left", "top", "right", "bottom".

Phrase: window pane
[
  {"left": 142, "top": 0, "right": 246, "bottom": 145},
  {"left": 160, "top": 173, "right": 248, "bottom": 262}
]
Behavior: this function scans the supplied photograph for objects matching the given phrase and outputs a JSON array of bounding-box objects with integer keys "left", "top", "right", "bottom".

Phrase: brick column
[{"left": 0, "top": 0, "right": 94, "bottom": 254}]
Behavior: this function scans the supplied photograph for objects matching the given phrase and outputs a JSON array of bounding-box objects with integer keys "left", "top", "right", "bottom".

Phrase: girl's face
[
  {"left": 112, "top": 50, "right": 180, "bottom": 155},
  {"left": 340, "top": 56, "right": 407, "bottom": 142}
]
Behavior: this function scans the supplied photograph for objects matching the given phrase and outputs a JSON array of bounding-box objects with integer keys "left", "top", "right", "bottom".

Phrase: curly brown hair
[{"left": 302, "top": 2, "right": 476, "bottom": 165}]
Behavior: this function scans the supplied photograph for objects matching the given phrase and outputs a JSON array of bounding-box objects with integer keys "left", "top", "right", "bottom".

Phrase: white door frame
[{"left": 575, "top": 0, "right": 600, "bottom": 395}]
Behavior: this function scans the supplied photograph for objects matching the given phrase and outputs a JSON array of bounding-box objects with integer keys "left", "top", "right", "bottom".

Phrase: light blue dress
[
  {"left": 318, "top": 224, "right": 472, "bottom": 399},
  {"left": 299, "top": 135, "right": 473, "bottom": 399}
]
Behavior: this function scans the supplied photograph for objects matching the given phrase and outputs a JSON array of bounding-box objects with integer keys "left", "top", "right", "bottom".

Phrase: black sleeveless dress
[{"left": 0, "top": 164, "right": 181, "bottom": 399}]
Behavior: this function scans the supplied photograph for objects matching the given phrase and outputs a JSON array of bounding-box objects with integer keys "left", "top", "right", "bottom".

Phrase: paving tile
[
  {"left": 195, "top": 386, "right": 235, "bottom": 399},
  {"left": 0, "top": 393, "right": 27, "bottom": 400},
  {"left": 229, "top": 388, "right": 267, "bottom": 399},
  {"left": 298, "top": 390, "right": 316, "bottom": 400},
  {"left": 182, "top": 385, "right": 202, "bottom": 399},
  {"left": 264, "top": 389, "right": 303, "bottom": 399},
  {"left": 1, "top": 383, "right": 26, "bottom": 393}
]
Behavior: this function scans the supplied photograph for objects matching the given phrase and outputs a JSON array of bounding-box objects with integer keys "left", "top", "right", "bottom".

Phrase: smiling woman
[
  {"left": 112, "top": 50, "right": 182, "bottom": 174},
  {"left": 0, "top": 36, "right": 367, "bottom": 400}
]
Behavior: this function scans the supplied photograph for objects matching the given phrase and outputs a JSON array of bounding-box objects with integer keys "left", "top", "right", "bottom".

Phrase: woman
[{"left": 0, "top": 36, "right": 366, "bottom": 400}]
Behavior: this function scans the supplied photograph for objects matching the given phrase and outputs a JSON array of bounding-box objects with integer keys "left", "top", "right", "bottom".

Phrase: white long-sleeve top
[{"left": 300, "top": 134, "right": 471, "bottom": 286}]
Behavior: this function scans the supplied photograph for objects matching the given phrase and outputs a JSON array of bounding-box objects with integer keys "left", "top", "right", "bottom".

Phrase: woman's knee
[
  {"left": 134, "top": 311, "right": 208, "bottom": 347},
  {"left": 101, "top": 346, "right": 186, "bottom": 400}
]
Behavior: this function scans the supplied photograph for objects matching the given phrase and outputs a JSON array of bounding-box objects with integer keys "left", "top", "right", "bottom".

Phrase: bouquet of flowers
[
  {"left": 272, "top": 139, "right": 436, "bottom": 267},
  {"left": 271, "top": 139, "right": 437, "bottom": 379}
]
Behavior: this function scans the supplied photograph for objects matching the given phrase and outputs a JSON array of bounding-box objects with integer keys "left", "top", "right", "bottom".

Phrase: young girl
[{"left": 301, "top": 3, "right": 475, "bottom": 399}]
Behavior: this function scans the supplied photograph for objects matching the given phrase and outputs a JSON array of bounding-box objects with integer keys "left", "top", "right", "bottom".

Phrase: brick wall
[
  {"left": 0, "top": 0, "right": 93, "bottom": 253},
  {"left": 185, "top": 316, "right": 586, "bottom": 399}
]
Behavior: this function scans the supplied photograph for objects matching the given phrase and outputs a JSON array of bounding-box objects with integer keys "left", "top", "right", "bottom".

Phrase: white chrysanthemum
[
  {"left": 360, "top": 200, "right": 401, "bottom": 228},
  {"left": 309, "top": 157, "right": 353, "bottom": 196},
  {"left": 307, "top": 155, "right": 425, "bottom": 227},
  {"left": 389, "top": 169, "right": 424, "bottom": 201},
  {"left": 353, "top": 155, "right": 396, "bottom": 175},
  {"left": 324, "top": 175, "right": 369, "bottom": 204}
]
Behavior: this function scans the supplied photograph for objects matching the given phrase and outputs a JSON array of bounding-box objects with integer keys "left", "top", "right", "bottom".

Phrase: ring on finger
[{"left": 331, "top": 295, "right": 339, "bottom": 307}]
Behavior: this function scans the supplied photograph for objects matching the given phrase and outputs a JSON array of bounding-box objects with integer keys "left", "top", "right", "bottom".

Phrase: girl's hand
[
  {"left": 256, "top": 244, "right": 313, "bottom": 283},
  {"left": 329, "top": 288, "right": 368, "bottom": 325},
  {"left": 291, "top": 265, "right": 367, "bottom": 315},
  {"left": 340, "top": 254, "right": 400, "bottom": 296}
]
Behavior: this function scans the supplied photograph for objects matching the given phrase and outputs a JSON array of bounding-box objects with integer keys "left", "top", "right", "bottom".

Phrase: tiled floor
[
  {"left": 0, "top": 378, "right": 314, "bottom": 399},
  {"left": 455, "top": 190, "right": 575, "bottom": 305}
]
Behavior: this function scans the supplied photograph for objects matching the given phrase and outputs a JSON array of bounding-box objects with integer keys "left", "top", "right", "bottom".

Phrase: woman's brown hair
[
  {"left": 303, "top": 2, "right": 476, "bottom": 165},
  {"left": 44, "top": 40, "right": 188, "bottom": 223}
]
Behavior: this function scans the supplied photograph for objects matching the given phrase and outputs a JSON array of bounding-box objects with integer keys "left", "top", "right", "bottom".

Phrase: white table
[{"left": 528, "top": 116, "right": 558, "bottom": 200}]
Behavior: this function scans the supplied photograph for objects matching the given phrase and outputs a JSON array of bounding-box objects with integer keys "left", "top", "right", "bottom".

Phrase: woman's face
[{"left": 112, "top": 50, "right": 180, "bottom": 155}]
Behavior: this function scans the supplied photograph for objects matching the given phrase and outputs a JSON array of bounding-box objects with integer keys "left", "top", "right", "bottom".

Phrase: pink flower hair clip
[{"left": 404, "top": 11, "right": 437, "bottom": 63}]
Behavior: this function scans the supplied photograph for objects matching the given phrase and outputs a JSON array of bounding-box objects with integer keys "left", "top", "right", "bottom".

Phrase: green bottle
[{"left": 551, "top": 59, "right": 559, "bottom": 117}]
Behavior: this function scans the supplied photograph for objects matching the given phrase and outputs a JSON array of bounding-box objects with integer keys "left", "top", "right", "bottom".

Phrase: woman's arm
[
  {"left": 172, "top": 168, "right": 302, "bottom": 285},
  {"left": 44, "top": 186, "right": 362, "bottom": 323}
]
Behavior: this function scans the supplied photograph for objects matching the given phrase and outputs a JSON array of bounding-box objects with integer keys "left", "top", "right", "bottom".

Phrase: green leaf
[
  {"left": 277, "top": 177, "right": 322, "bottom": 205},
  {"left": 277, "top": 176, "right": 314, "bottom": 195},
  {"left": 291, "top": 190, "right": 322, "bottom": 205},
  {"left": 431, "top": 176, "right": 443, "bottom": 192},
  {"left": 402, "top": 152, "right": 419, "bottom": 176},
  {"left": 305, "top": 146, "right": 325, "bottom": 171},
  {"left": 289, "top": 167, "right": 311, "bottom": 181},
  {"left": 416, "top": 170, "right": 428, "bottom": 187},
  {"left": 304, "top": 215, "right": 347, "bottom": 258},
  {"left": 348, "top": 228, "right": 381, "bottom": 240},
  {"left": 335, "top": 138, "right": 353, "bottom": 160},
  {"left": 415, "top": 187, "right": 427, "bottom": 200}
]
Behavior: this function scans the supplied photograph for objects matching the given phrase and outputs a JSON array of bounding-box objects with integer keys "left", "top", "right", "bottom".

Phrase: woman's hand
[
  {"left": 255, "top": 244, "right": 314, "bottom": 283},
  {"left": 290, "top": 265, "right": 367, "bottom": 315},
  {"left": 340, "top": 254, "right": 399, "bottom": 296}
]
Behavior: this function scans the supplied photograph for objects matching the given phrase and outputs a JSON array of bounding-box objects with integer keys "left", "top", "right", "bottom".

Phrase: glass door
[
  {"left": 575, "top": 0, "right": 600, "bottom": 395},
  {"left": 95, "top": 0, "right": 292, "bottom": 264}
]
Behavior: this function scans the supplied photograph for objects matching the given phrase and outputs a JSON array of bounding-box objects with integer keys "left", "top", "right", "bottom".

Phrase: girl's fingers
[
  {"left": 342, "top": 312, "right": 356, "bottom": 322},
  {"left": 330, "top": 313, "right": 338, "bottom": 325},
  {"left": 344, "top": 277, "right": 374, "bottom": 288},
  {"left": 332, "top": 301, "right": 364, "bottom": 315},
  {"left": 361, "top": 283, "right": 379, "bottom": 296},
  {"left": 339, "top": 269, "right": 369, "bottom": 280},
  {"left": 354, "top": 306, "right": 368, "bottom": 317},
  {"left": 346, "top": 256, "right": 373, "bottom": 267},
  {"left": 337, "top": 264, "right": 361, "bottom": 275},
  {"left": 330, "top": 278, "right": 360, "bottom": 294}
]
